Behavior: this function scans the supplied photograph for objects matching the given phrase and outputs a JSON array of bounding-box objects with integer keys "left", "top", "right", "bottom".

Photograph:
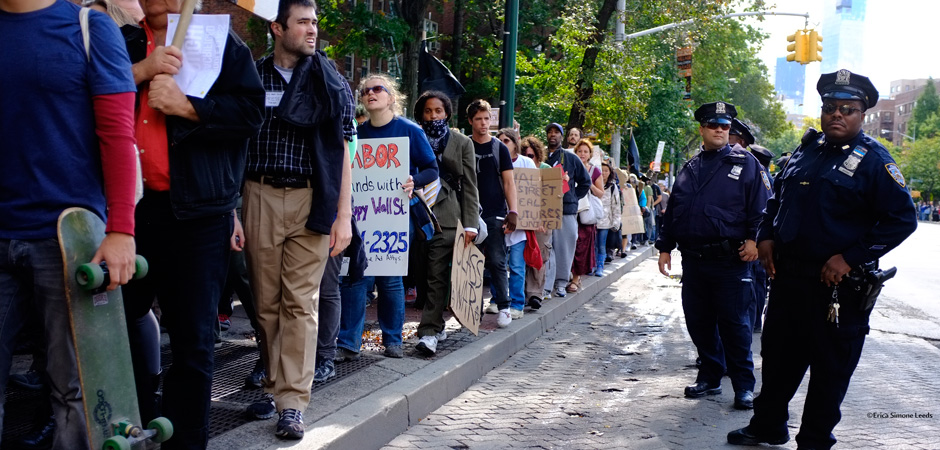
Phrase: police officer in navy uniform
[
  {"left": 747, "top": 143, "right": 774, "bottom": 331},
  {"left": 656, "top": 101, "right": 771, "bottom": 410},
  {"left": 728, "top": 70, "right": 917, "bottom": 449},
  {"left": 729, "top": 118, "right": 755, "bottom": 150}
]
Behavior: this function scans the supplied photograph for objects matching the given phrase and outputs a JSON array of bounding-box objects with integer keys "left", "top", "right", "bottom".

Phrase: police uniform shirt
[
  {"left": 757, "top": 131, "right": 917, "bottom": 267},
  {"left": 656, "top": 144, "right": 771, "bottom": 251}
]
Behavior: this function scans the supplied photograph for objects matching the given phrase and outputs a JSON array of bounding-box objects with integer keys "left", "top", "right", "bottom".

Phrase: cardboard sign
[
  {"left": 540, "top": 167, "right": 565, "bottom": 230},
  {"left": 449, "top": 221, "right": 485, "bottom": 335},
  {"left": 351, "top": 137, "right": 411, "bottom": 276},
  {"left": 621, "top": 185, "right": 645, "bottom": 235},
  {"left": 511, "top": 168, "right": 564, "bottom": 230}
]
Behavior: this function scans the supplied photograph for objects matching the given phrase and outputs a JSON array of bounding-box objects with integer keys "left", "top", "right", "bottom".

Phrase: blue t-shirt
[
  {"left": 473, "top": 137, "right": 513, "bottom": 219},
  {"left": 357, "top": 116, "right": 439, "bottom": 188},
  {"left": 0, "top": 1, "right": 136, "bottom": 239}
]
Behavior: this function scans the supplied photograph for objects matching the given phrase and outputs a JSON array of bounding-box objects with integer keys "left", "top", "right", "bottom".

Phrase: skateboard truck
[
  {"left": 103, "top": 417, "right": 173, "bottom": 450},
  {"left": 76, "top": 256, "right": 149, "bottom": 294}
]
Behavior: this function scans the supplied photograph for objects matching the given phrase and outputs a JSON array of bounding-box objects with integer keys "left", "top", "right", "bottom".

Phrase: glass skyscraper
[{"left": 821, "top": 0, "right": 867, "bottom": 74}]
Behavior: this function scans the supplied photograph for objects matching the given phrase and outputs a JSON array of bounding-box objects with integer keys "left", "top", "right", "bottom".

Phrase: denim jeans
[
  {"left": 338, "top": 275, "right": 404, "bottom": 350},
  {"left": 506, "top": 241, "right": 526, "bottom": 310},
  {"left": 481, "top": 217, "right": 510, "bottom": 310},
  {"left": 0, "top": 238, "right": 91, "bottom": 450},
  {"left": 122, "top": 192, "right": 232, "bottom": 450},
  {"left": 595, "top": 228, "right": 609, "bottom": 272},
  {"left": 316, "top": 254, "right": 343, "bottom": 363}
]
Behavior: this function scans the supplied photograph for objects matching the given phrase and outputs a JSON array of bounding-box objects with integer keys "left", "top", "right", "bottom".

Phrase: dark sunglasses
[
  {"left": 499, "top": 137, "right": 513, "bottom": 144},
  {"left": 525, "top": 152, "right": 537, "bottom": 158},
  {"left": 703, "top": 122, "right": 731, "bottom": 130},
  {"left": 360, "top": 85, "right": 388, "bottom": 96},
  {"left": 821, "top": 103, "right": 862, "bottom": 116}
]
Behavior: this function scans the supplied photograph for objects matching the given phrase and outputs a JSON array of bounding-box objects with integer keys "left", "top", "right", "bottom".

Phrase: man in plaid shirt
[{"left": 241, "top": 0, "right": 355, "bottom": 440}]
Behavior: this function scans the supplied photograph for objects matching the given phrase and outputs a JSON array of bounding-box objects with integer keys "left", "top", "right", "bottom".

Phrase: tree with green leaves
[{"left": 909, "top": 78, "right": 939, "bottom": 140}]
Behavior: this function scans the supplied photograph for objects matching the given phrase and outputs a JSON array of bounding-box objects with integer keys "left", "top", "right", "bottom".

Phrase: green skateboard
[{"left": 57, "top": 207, "right": 172, "bottom": 450}]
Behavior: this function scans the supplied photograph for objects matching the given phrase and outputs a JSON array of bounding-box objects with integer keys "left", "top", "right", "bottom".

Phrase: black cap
[
  {"left": 749, "top": 144, "right": 773, "bottom": 168},
  {"left": 694, "top": 101, "right": 737, "bottom": 124},
  {"left": 729, "top": 119, "right": 755, "bottom": 147},
  {"left": 545, "top": 122, "right": 564, "bottom": 135},
  {"left": 817, "top": 69, "right": 879, "bottom": 109}
]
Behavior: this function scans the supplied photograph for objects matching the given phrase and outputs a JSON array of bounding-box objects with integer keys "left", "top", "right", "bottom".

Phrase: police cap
[
  {"left": 729, "top": 119, "right": 755, "bottom": 147},
  {"left": 817, "top": 69, "right": 879, "bottom": 110},
  {"left": 694, "top": 101, "right": 737, "bottom": 124},
  {"left": 749, "top": 144, "right": 773, "bottom": 168}
]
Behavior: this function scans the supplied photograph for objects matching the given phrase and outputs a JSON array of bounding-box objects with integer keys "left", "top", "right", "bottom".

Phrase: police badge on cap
[
  {"left": 694, "top": 101, "right": 738, "bottom": 124},
  {"left": 817, "top": 69, "right": 879, "bottom": 110}
]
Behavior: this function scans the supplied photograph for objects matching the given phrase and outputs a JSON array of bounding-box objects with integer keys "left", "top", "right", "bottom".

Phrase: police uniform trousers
[
  {"left": 749, "top": 267, "right": 871, "bottom": 450},
  {"left": 681, "top": 256, "right": 756, "bottom": 392}
]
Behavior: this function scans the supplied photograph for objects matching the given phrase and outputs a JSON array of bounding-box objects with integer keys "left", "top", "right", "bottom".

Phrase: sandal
[{"left": 566, "top": 281, "right": 580, "bottom": 293}]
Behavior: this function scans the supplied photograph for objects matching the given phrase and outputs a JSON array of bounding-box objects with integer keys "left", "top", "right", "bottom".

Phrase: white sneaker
[
  {"left": 497, "top": 309, "right": 512, "bottom": 328},
  {"left": 415, "top": 330, "right": 447, "bottom": 357},
  {"left": 485, "top": 302, "right": 499, "bottom": 314},
  {"left": 510, "top": 308, "right": 524, "bottom": 320}
]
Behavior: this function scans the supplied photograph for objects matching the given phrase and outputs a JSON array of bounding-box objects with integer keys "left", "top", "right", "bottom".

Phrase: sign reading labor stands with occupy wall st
[
  {"left": 512, "top": 168, "right": 565, "bottom": 230},
  {"left": 351, "top": 138, "right": 411, "bottom": 276},
  {"left": 449, "top": 220, "right": 485, "bottom": 335}
]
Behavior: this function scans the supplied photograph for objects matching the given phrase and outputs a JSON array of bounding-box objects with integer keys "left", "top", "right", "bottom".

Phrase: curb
[{"left": 307, "top": 246, "right": 654, "bottom": 450}]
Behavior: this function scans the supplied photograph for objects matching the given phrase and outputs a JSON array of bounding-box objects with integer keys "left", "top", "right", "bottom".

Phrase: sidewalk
[{"left": 199, "top": 246, "right": 654, "bottom": 450}]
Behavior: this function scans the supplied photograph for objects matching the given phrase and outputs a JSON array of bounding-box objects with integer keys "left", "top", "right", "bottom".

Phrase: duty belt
[
  {"left": 679, "top": 239, "right": 743, "bottom": 260},
  {"left": 246, "top": 173, "right": 312, "bottom": 189}
]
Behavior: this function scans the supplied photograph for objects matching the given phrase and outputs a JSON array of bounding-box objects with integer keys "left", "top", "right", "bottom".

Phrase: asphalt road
[{"left": 872, "top": 221, "right": 940, "bottom": 340}]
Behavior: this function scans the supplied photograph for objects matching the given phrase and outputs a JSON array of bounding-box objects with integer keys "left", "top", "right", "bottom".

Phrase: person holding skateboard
[{"left": 0, "top": 0, "right": 138, "bottom": 448}]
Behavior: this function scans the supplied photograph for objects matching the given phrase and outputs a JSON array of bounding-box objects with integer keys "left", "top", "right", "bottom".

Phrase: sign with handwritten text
[
  {"left": 512, "top": 168, "right": 564, "bottom": 230},
  {"left": 449, "top": 220, "right": 485, "bottom": 335},
  {"left": 351, "top": 137, "right": 411, "bottom": 276}
]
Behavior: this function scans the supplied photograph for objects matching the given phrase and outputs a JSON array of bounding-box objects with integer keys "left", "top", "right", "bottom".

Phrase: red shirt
[{"left": 134, "top": 21, "right": 171, "bottom": 192}]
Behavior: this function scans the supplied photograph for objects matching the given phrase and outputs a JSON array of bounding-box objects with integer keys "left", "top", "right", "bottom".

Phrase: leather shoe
[
  {"left": 727, "top": 426, "right": 789, "bottom": 446},
  {"left": 734, "top": 390, "right": 755, "bottom": 409},
  {"left": 18, "top": 414, "right": 55, "bottom": 449},
  {"left": 684, "top": 381, "right": 721, "bottom": 398}
]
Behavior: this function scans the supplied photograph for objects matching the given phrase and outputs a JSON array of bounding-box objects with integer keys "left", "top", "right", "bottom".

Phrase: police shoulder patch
[
  {"left": 761, "top": 171, "right": 771, "bottom": 190},
  {"left": 885, "top": 163, "right": 906, "bottom": 187}
]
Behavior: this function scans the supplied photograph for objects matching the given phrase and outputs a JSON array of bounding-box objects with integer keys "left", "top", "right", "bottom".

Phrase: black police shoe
[
  {"left": 734, "top": 390, "right": 755, "bottom": 409},
  {"left": 727, "top": 426, "right": 789, "bottom": 446},
  {"left": 684, "top": 381, "right": 721, "bottom": 398}
]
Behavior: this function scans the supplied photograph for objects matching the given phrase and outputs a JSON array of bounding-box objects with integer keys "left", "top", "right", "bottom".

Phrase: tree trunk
[
  {"left": 566, "top": 0, "right": 618, "bottom": 131},
  {"left": 394, "top": 0, "right": 431, "bottom": 118}
]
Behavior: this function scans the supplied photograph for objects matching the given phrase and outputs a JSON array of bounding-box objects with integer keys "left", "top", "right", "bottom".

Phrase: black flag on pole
[
  {"left": 418, "top": 41, "right": 465, "bottom": 100},
  {"left": 627, "top": 130, "right": 641, "bottom": 175}
]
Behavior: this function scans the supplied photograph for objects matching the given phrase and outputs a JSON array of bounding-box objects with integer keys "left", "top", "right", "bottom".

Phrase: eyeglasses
[
  {"left": 525, "top": 153, "right": 537, "bottom": 159},
  {"left": 360, "top": 85, "right": 388, "bottom": 96},
  {"left": 703, "top": 122, "right": 731, "bottom": 130},
  {"left": 821, "top": 103, "right": 862, "bottom": 116}
]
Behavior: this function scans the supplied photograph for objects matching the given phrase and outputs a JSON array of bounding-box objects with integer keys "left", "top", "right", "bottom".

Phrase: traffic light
[
  {"left": 786, "top": 30, "right": 807, "bottom": 64},
  {"left": 807, "top": 30, "right": 823, "bottom": 63}
]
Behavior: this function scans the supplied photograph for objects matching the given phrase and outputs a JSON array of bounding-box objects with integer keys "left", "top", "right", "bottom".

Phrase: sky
[{"left": 740, "top": 0, "right": 940, "bottom": 112}]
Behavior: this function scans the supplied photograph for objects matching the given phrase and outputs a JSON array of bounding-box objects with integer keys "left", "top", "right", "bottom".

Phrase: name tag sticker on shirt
[
  {"left": 728, "top": 164, "right": 743, "bottom": 180},
  {"left": 885, "top": 163, "right": 906, "bottom": 187},
  {"left": 266, "top": 91, "right": 284, "bottom": 107}
]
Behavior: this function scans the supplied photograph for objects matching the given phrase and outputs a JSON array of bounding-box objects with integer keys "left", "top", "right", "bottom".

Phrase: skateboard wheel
[
  {"left": 134, "top": 255, "right": 149, "bottom": 280},
  {"left": 102, "top": 435, "right": 130, "bottom": 450},
  {"left": 77, "top": 263, "right": 105, "bottom": 290},
  {"left": 148, "top": 417, "right": 173, "bottom": 443}
]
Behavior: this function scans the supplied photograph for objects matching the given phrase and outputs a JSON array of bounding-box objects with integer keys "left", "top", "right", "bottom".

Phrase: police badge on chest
[{"left": 728, "top": 164, "right": 743, "bottom": 180}]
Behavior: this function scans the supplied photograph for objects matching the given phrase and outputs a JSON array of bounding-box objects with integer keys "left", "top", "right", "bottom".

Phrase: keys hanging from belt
[{"left": 827, "top": 285, "right": 840, "bottom": 327}]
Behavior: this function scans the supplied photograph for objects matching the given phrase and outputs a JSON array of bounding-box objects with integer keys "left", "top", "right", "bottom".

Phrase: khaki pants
[{"left": 243, "top": 180, "right": 330, "bottom": 411}]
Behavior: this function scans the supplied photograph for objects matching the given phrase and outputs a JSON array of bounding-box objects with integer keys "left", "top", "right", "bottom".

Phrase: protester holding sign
[
  {"left": 338, "top": 74, "right": 438, "bottom": 360},
  {"left": 497, "top": 128, "right": 536, "bottom": 320},
  {"left": 411, "top": 91, "right": 480, "bottom": 357},
  {"left": 520, "top": 136, "right": 554, "bottom": 309}
]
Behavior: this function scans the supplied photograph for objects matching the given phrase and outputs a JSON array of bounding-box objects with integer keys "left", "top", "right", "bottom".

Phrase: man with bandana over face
[{"left": 410, "top": 91, "right": 480, "bottom": 356}]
